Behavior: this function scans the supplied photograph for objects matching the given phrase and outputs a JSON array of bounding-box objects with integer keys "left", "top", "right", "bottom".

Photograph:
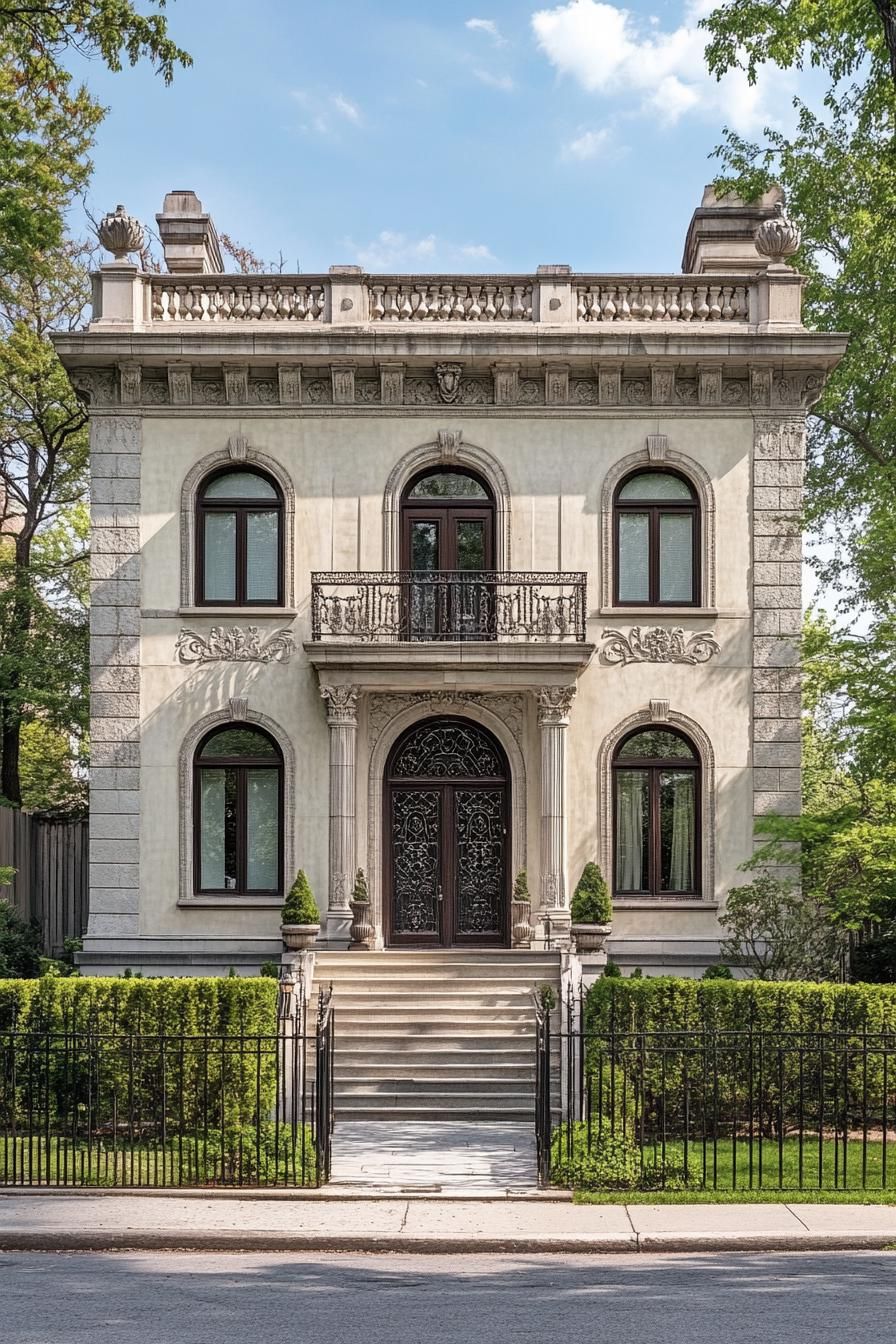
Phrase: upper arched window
[
  {"left": 196, "top": 468, "right": 283, "bottom": 606},
  {"left": 614, "top": 470, "right": 699, "bottom": 606},
  {"left": 194, "top": 724, "right": 283, "bottom": 895},
  {"left": 613, "top": 728, "right": 700, "bottom": 896}
]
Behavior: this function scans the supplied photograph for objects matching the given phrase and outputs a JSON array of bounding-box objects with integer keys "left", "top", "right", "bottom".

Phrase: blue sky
[{"left": 71, "top": 0, "right": 810, "bottom": 274}]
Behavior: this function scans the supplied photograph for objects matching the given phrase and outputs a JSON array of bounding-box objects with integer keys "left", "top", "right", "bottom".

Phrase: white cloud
[
  {"left": 344, "top": 231, "right": 497, "bottom": 271},
  {"left": 473, "top": 68, "right": 515, "bottom": 91},
  {"left": 290, "top": 88, "right": 362, "bottom": 135},
  {"left": 531, "top": 0, "right": 791, "bottom": 132},
  {"left": 563, "top": 126, "right": 613, "bottom": 159},
  {"left": 465, "top": 17, "right": 506, "bottom": 45}
]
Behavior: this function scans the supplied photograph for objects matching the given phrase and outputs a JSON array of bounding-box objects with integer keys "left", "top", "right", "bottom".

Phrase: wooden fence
[{"left": 0, "top": 808, "right": 88, "bottom": 955}]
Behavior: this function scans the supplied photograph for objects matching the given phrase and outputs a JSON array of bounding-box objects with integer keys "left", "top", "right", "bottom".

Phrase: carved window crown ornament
[
  {"left": 600, "top": 626, "right": 720, "bottom": 665},
  {"left": 175, "top": 625, "right": 295, "bottom": 664}
]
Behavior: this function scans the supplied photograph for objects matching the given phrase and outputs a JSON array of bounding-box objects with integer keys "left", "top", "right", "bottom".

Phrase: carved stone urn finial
[
  {"left": 754, "top": 202, "right": 802, "bottom": 265},
  {"left": 97, "top": 204, "right": 146, "bottom": 261}
]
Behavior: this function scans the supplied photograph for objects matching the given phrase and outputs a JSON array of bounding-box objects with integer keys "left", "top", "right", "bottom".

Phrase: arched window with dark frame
[
  {"left": 614, "top": 469, "right": 699, "bottom": 606},
  {"left": 196, "top": 468, "right": 283, "bottom": 605},
  {"left": 613, "top": 727, "right": 700, "bottom": 896},
  {"left": 194, "top": 724, "right": 283, "bottom": 895},
  {"left": 400, "top": 466, "right": 495, "bottom": 639}
]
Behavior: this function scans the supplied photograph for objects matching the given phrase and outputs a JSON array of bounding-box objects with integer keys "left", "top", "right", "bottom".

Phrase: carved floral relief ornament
[
  {"left": 175, "top": 626, "right": 295, "bottom": 665},
  {"left": 600, "top": 627, "right": 720, "bottom": 666}
]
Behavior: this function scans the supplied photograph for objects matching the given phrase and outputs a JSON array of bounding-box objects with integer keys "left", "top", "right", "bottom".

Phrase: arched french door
[
  {"left": 384, "top": 717, "right": 510, "bottom": 947},
  {"left": 400, "top": 467, "right": 495, "bottom": 640}
]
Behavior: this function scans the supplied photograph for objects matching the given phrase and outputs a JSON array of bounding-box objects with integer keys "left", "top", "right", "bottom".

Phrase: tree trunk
[
  {"left": 873, "top": 0, "right": 896, "bottom": 89},
  {"left": 0, "top": 537, "right": 32, "bottom": 805}
]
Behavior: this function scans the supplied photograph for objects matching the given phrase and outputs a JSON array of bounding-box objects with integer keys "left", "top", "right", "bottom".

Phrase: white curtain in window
[
  {"left": 246, "top": 512, "right": 279, "bottom": 602},
  {"left": 246, "top": 768, "right": 279, "bottom": 891},
  {"left": 618, "top": 514, "right": 649, "bottom": 602},
  {"left": 616, "top": 770, "right": 647, "bottom": 890},
  {"left": 667, "top": 771, "right": 695, "bottom": 891},
  {"left": 204, "top": 512, "right": 236, "bottom": 601},
  {"left": 199, "top": 770, "right": 226, "bottom": 889},
  {"left": 659, "top": 514, "right": 693, "bottom": 602}
]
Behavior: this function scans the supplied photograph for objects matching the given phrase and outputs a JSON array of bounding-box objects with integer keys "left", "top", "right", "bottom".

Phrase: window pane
[
  {"left": 615, "top": 769, "right": 649, "bottom": 892},
  {"left": 199, "top": 768, "right": 237, "bottom": 890},
  {"left": 408, "top": 472, "right": 488, "bottom": 499},
  {"left": 456, "top": 520, "right": 486, "bottom": 571},
  {"left": 203, "top": 511, "right": 236, "bottom": 601},
  {"left": 659, "top": 513, "right": 694, "bottom": 602},
  {"left": 199, "top": 728, "right": 278, "bottom": 759},
  {"left": 204, "top": 471, "right": 278, "bottom": 500},
  {"left": 411, "top": 521, "right": 439, "bottom": 571},
  {"left": 660, "top": 770, "right": 696, "bottom": 892},
  {"left": 246, "top": 511, "right": 279, "bottom": 602},
  {"left": 617, "top": 730, "right": 696, "bottom": 760},
  {"left": 247, "top": 769, "right": 279, "bottom": 891},
  {"left": 619, "top": 472, "right": 694, "bottom": 501},
  {"left": 617, "top": 513, "right": 650, "bottom": 602}
]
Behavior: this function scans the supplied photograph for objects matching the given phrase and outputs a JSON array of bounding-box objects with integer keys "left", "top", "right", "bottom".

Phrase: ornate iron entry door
[{"left": 385, "top": 719, "right": 509, "bottom": 947}]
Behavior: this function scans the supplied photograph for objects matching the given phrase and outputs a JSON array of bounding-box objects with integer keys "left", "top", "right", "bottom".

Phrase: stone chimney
[
  {"left": 156, "top": 190, "right": 224, "bottom": 274},
  {"left": 682, "top": 184, "right": 784, "bottom": 274}
]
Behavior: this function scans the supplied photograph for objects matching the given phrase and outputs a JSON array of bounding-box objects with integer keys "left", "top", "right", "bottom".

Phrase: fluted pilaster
[
  {"left": 321, "top": 685, "right": 359, "bottom": 914},
  {"left": 537, "top": 687, "right": 576, "bottom": 916}
]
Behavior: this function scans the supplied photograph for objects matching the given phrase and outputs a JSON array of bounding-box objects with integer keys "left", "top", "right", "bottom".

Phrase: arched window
[
  {"left": 196, "top": 468, "right": 283, "bottom": 605},
  {"left": 400, "top": 467, "right": 495, "bottom": 639},
  {"left": 614, "top": 470, "right": 699, "bottom": 606},
  {"left": 613, "top": 728, "right": 700, "bottom": 896},
  {"left": 194, "top": 724, "right": 283, "bottom": 895}
]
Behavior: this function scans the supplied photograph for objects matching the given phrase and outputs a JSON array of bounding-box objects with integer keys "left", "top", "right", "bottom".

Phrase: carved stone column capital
[
  {"left": 536, "top": 686, "right": 576, "bottom": 727},
  {"left": 321, "top": 684, "right": 359, "bottom": 726}
]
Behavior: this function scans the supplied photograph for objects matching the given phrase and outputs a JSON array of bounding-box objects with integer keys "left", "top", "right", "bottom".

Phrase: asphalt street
[{"left": 1, "top": 1250, "right": 894, "bottom": 1343}]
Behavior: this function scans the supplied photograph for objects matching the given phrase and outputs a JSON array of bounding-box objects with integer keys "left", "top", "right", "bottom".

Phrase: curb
[{"left": 0, "top": 1232, "right": 893, "bottom": 1254}]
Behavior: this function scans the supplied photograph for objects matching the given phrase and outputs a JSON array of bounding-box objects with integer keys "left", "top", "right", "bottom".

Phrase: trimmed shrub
[
  {"left": 0, "top": 900, "right": 42, "bottom": 978},
  {"left": 513, "top": 869, "right": 530, "bottom": 901},
  {"left": 570, "top": 863, "right": 612, "bottom": 925},
  {"left": 550, "top": 1128, "right": 640, "bottom": 1191},
  {"left": 351, "top": 868, "right": 369, "bottom": 903},
  {"left": 282, "top": 871, "right": 319, "bottom": 925}
]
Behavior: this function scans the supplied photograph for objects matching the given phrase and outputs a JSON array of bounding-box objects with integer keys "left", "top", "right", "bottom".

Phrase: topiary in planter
[
  {"left": 349, "top": 868, "right": 374, "bottom": 950},
  {"left": 570, "top": 862, "right": 612, "bottom": 925},
  {"left": 281, "top": 871, "right": 320, "bottom": 950},
  {"left": 570, "top": 862, "right": 612, "bottom": 953},
  {"left": 511, "top": 869, "right": 533, "bottom": 948}
]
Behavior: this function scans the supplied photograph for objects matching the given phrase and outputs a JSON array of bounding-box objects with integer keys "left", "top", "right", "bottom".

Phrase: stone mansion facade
[{"left": 54, "top": 188, "right": 846, "bottom": 977}]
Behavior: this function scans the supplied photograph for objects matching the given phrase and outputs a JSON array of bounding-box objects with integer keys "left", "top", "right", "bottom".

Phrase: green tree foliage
[
  {"left": 0, "top": 899, "right": 42, "bottom": 977},
  {"left": 720, "top": 873, "right": 846, "bottom": 980},
  {"left": 0, "top": 1, "right": 189, "bottom": 285},
  {"left": 0, "top": 245, "right": 91, "bottom": 806}
]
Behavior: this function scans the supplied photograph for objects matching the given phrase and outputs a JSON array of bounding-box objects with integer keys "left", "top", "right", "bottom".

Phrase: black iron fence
[
  {"left": 537, "top": 997, "right": 896, "bottom": 1193},
  {"left": 0, "top": 987, "right": 335, "bottom": 1188},
  {"left": 311, "top": 571, "right": 587, "bottom": 642}
]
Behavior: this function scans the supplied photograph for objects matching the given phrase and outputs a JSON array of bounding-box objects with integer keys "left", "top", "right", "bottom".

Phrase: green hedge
[
  {"left": 583, "top": 979, "right": 896, "bottom": 1138},
  {"left": 0, "top": 978, "right": 282, "bottom": 1155}
]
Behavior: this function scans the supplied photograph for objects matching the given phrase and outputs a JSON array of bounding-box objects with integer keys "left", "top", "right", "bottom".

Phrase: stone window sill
[
  {"left": 612, "top": 898, "right": 719, "bottom": 909},
  {"left": 179, "top": 607, "right": 297, "bottom": 619},
  {"left": 178, "top": 895, "right": 284, "bottom": 908},
  {"left": 598, "top": 607, "right": 720, "bottom": 620}
]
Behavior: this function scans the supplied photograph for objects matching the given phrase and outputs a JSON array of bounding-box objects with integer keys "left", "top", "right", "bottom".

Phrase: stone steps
[{"left": 312, "top": 949, "right": 561, "bottom": 1123}]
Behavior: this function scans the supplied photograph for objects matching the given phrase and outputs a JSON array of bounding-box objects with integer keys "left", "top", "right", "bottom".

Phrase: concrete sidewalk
[{"left": 0, "top": 1193, "right": 895, "bottom": 1253}]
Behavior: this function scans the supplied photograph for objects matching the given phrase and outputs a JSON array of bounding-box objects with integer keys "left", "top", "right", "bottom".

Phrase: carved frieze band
[
  {"left": 600, "top": 627, "right": 721, "bottom": 666},
  {"left": 367, "top": 691, "right": 526, "bottom": 752},
  {"left": 175, "top": 625, "right": 295, "bottom": 665},
  {"left": 72, "top": 362, "right": 826, "bottom": 412}
]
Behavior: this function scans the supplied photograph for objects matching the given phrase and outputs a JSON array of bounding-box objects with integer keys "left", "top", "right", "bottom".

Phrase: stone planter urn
[
  {"left": 348, "top": 899, "right": 374, "bottom": 950},
  {"left": 571, "top": 923, "right": 612, "bottom": 954},
  {"left": 97, "top": 204, "right": 146, "bottom": 260},
  {"left": 511, "top": 898, "right": 533, "bottom": 949},
  {"left": 281, "top": 923, "right": 319, "bottom": 952}
]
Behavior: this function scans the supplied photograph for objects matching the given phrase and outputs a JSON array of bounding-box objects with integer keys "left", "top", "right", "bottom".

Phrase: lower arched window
[
  {"left": 194, "top": 724, "right": 283, "bottom": 895},
  {"left": 613, "top": 728, "right": 700, "bottom": 896}
]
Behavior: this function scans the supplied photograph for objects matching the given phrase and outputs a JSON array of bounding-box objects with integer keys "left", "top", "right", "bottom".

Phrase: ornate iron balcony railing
[{"left": 311, "top": 571, "right": 587, "bottom": 643}]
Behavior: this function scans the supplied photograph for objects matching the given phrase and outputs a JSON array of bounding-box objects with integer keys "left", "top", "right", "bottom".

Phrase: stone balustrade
[
  {"left": 151, "top": 279, "right": 327, "bottom": 322},
  {"left": 135, "top": 271, "right": 763, "bottom": 326},
  {"left": 368, "top": 281, "right": 534, "bottom": 322},
  {"left": 576, "top": 280, "right": 750, "bottom": 323}
]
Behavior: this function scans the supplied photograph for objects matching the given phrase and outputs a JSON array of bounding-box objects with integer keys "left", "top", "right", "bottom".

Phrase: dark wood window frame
[
  {"left": 193, "top": 725, "right": 284, "bottom": 897},
  {"left": 613, "top": 469, "right": 700, "bottom": 607},
  {"left": 612, "top": 728, "right": 701, "bottom": 897},
  {"left": 195, "top": 467, "right": 284, "bottom": 607}
]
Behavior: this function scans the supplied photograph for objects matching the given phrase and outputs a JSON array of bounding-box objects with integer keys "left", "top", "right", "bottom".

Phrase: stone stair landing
[{"left": 312, "top": 950, "right": 561, "bottom": 1124}]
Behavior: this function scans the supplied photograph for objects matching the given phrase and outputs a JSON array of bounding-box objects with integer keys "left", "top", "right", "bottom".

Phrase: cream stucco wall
[{"left": 136, "top": 409, "right": 755, "bottom": 962}]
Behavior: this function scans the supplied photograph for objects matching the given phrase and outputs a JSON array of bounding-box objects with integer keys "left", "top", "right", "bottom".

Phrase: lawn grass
[
  {"left": 553, "top": 1128, "right": 896, "bottom": 1201},
  {"left": 0, "top": 1130, "right": 320, "bottom": 1188}
]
